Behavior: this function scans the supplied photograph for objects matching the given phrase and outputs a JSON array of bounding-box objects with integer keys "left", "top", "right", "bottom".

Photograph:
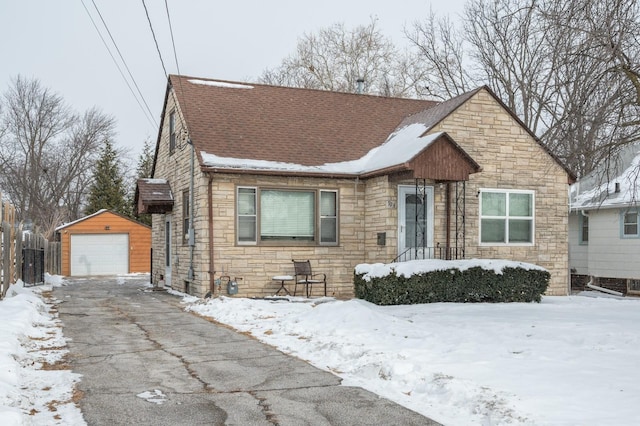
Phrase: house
[
  {"left": 569, "top": 143, "right": 640, "bottom": 295},
  {"left": 136, "top": 74, "right": 574, "bottom": 298},
  {"left": 56, "top": 209, "right": 151, "bottom": 276}
]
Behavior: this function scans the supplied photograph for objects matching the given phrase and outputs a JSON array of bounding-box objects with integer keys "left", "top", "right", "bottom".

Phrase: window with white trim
[
  {"left": 320, "top": 191, "right": 337, "bottom": 244},
  {"left": 480, "top": 189, "right": 534, "bottom": 244},
  {"left": 622, "top": 210, "right": 639, "bottom": 237},
  {"left": 237, "top": 188, "right": 257, "bottom": 243},
  {"left": 236, "top": 187, "right": 338, "bottom": 245}
]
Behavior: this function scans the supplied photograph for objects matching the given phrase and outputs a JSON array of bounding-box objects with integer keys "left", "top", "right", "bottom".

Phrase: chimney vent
[
  {"left": 356, "top": 78, "right": 365, "bottom": 94},
  {"left": 615, "top": 182, "right": 621, "bottom": 193}
]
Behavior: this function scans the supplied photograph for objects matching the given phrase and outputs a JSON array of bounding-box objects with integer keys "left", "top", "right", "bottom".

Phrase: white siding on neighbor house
[
  {"left": 568, "top": 212, "right": 588, "bottom": 274},
  {"left": 585, "top": 208, "right": 640, "bottom": 279}
]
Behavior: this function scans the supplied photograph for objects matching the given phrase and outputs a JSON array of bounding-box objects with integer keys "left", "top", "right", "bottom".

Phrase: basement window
[{"left": 628, "top": 279, "right": 640, "bottom": 294}]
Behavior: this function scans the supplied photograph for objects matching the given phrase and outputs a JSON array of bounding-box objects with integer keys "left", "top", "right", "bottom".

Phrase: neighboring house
[
  {"left": 569, "top": 143, "right": 640, "bottom": 295},
  {"left": 136, "top": 75, "right": 574, "bottom": 298},
  {"left": 56, "top": 209, "right": 151, "bottom": 276}
]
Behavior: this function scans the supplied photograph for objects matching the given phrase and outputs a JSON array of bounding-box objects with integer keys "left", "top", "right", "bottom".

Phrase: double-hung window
[
  {"left": 237, "top": 187, "right": 338, "bottom": 245},
  {"left": 579, "top": 214, "right": 589, "bottom": 244},
  {"left": 480, "top": 189, "right": 534, "bottom": 244},
  {"left": 320, "top": 191, "right": 337, "bottom": 244},
  {"left": 169, "top": 111, "right": 176, "bottom": 154},
  {"left": 622, "top": 210, "right": 639, "bottom": 238},
  {"left": 182, "top": 190, "right": 190, "bottom": 245}
]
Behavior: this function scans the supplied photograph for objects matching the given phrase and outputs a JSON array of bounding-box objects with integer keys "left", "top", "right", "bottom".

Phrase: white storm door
[
  {"left": 165, "top": 214, "right": 172, "bottom": 287},
  {"left": 398, "top": 185, "right": 434, "bottom": 259},
  {"left": 70, "top": 234, "right": 129, "bottom": 276}
]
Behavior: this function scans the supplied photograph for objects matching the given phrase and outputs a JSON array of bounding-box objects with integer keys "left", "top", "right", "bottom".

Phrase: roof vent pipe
[
  {"left": 356, "top": 78, "right": 365, "bottom": 94},
  {"left": 615, "top": 182, "right": 621, "bottom": 193}
]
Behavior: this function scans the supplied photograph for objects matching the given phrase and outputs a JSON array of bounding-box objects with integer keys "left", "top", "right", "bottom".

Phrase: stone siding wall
[
  {"left": 206, "top": 174, "right": 366, "bottom": 299},
  {"left": 364, "top": 176, "right": 397, "bottom": 263},
  {"left": 431, "top": 90, "right": 570, "bottom": 295},
  {"left": 151, "top": 87, "right": 571, "bottom": 298},
  {"left": 151, "top": 90, "right": 209, "bottom": 295}
]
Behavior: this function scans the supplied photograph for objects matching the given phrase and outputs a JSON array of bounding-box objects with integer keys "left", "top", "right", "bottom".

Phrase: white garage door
[{"left": 70, "top": 234, "right": 129, "bottom": 276}]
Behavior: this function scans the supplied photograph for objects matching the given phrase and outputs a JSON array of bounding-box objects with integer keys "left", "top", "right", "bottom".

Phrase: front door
[
  {"left": 164, "top": 214, "right": 172, "bottom": 287},
  {"left": 398, "top": 185, "right": 434, "bottom": 260}
]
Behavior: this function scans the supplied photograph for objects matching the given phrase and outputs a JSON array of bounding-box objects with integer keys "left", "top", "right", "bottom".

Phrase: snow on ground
[
  {"left": 0, "top": 275, "right": 84, "bottom": 425},
  {"left": 3, "top": 271, "right": 640, "bottom": 425},
  {"left": 186, "top": 291, "right": 640, "bottom": 425}
]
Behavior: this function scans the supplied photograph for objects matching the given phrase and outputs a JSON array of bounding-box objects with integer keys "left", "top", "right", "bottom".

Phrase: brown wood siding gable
[{"left": 409, "top": 136, "right": 481, "bottom": 181}]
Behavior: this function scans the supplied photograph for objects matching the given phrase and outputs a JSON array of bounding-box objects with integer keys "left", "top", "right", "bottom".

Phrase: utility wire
[
  {"left": 80, "top": 0, "right": 157, "bottom": 129},
  {"left": 89, "top": 0, "right": 158, "bottom": 128},
  {"left": 142, "top": 0, "right": 169, "bottom": 78},
  {"left": 164, "top": 0, "right": 181, "bottom": 77},
  {"left": 163, "top": 0, "right": 190, "bottom": 133}
]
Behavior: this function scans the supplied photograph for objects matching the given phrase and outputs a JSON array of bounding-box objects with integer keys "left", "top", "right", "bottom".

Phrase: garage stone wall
[{"left": 58, "top": 210, "right": 151, "bottom": 276}]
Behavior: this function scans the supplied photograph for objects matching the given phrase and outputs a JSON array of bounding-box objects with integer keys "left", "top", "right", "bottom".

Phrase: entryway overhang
[{"left": 135, "top": 178, "right": 174, "bottom": 215}]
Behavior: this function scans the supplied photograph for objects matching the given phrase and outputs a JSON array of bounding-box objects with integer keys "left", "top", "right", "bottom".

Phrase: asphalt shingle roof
[{"left": 169, "top": 75, "right": 438, "bottom": 166}]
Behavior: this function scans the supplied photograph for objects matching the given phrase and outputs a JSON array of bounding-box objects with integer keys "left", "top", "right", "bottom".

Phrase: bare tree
[
  {"left": 405, "top": 11, "right": 474, "bottom": 100},
  {"left": 541, "top": 0, "right": 640, "bottom": 177},
  {"left": 407, "top": 0, "right": 640, "bottom": 178},
  {"left": 0, "top": 76, "right": 115, "bottom": 238},
  {"left": 259, "top": 18, "right": 418, "bottom": 97}
]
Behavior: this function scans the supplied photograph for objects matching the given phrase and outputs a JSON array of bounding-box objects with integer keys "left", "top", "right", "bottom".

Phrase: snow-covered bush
[{"left": 354, "top": 259, "right": 549, "bottom": 305}]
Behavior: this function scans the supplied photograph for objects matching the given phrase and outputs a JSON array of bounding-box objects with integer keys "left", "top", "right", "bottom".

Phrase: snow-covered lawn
[
  {"left": 186, "top": 292, "right": 640, "bottom": 425},
  {"left": 3, "top": 273, "right": 639, "bottom": 425},
  {"left": 0, "top": 276, "right": 84, "bottom": 425}
]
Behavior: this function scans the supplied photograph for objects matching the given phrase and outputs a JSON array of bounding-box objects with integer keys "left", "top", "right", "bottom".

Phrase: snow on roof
[
  {"left": 55, "top": 209, "right": 108, "bottom": 231},
  {"left": 201, "top": 124, "right": 439, "bottom": 175},
  {"left": 571, "top": 146, "right": 640, "bottom": 210},
  {"left": 187, "top": 79, "right": 254, "bottom": 89},
  {"left": 139, "top": 178, "right": 168, "bottom": 184}
]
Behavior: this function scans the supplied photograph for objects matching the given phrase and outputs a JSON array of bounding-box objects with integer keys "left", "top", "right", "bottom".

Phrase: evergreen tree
[
  {"left": 85, "top": 139, "right": 129, "bottom": 216},
  {"left": 132, "top": 139, "right": 154, "bottom": 225},
  {"left": 136, "top": 138, "right": 154, "bottom": 179}
]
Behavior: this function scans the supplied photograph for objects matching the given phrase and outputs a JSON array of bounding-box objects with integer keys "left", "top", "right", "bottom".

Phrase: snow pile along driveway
[{"left": 0, "top": 278, "right": 84, "bottom": 425}]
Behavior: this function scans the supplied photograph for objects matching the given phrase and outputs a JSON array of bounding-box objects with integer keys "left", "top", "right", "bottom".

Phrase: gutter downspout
[
  {"left": 208, "top": 173, "right": 215, "bottom": 297},
  {"left": 586, "top": 276, "right": 623, "bottom": 297},
  {"left": 187, "top": 138, "right": 195, "bottom": 287}
]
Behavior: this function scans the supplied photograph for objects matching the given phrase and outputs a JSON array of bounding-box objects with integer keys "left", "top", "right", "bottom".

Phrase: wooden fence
[{"left": 0, "top": 197, "right": 61, "bottom": 299}]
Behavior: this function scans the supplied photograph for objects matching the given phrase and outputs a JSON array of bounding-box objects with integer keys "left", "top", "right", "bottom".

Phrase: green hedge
[{"left": 354, "top": 265, "right": 550, "bottom": 305}]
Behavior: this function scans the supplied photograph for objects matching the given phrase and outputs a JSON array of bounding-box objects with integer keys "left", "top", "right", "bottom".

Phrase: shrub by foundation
[{"left": 354, "top": 260, "right": 550, "bottom": 305}]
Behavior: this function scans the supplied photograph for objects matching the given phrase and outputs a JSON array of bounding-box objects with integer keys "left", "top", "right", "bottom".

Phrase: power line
[
  {"left": 80, "top": 0, "right": 157, "bottom": 129},
  {"left": 89, "top": 0, "right": 158, "bottom": 128},
  {"left": 142, "top": 0, "right": 169, "bottom": 78},
  {"left": 163, "top": 0, "right": 190, "bottom": 132},
  {"left": 164, "top": 0, "right": 182, "bottom": 77}
]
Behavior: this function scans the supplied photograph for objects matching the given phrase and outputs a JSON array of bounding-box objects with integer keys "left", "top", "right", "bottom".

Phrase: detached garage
[{"left": 56, "top": 210, "right": 151, "bottom": 276}]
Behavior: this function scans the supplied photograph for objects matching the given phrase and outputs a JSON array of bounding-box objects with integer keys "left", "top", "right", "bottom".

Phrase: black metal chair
[{"left": 292, "top": 260, "right": 327, "bottom": 297}]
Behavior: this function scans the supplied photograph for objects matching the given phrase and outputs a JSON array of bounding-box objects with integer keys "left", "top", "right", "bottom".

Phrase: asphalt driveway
[{"left": 55, "top": 276, "right": 439, "bottom": 425}]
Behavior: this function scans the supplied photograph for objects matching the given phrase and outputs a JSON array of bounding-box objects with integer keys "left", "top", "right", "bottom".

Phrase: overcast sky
[{"left": 1, "top": 1, "right": 466, "bottom": 160}]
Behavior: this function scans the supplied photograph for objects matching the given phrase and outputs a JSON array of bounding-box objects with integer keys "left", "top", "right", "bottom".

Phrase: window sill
[
  {"left": 236, "top": 241, "right": 339, "bottom": 247},
  {"left": 479, "top": 242, "right": 535, "bottom": 247}
]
